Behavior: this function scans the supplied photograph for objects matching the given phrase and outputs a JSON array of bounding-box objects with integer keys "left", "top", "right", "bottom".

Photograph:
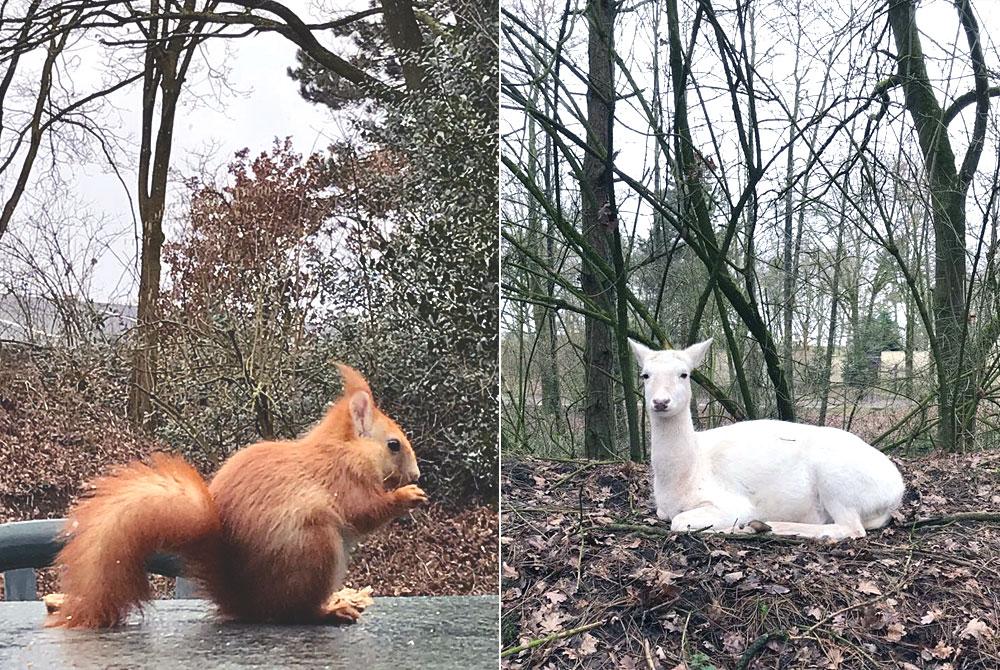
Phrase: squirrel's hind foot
[
  {"left": 320, "top": 602, "right": 363, "bottom": 624},
  {"left": 319, "top": 586, "right": 374, "bottom": 625}
]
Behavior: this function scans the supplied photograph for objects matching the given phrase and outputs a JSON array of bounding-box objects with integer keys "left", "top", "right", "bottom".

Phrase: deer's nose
[{"left": 652, "top": 398, "right": 671, "bottom": 412}]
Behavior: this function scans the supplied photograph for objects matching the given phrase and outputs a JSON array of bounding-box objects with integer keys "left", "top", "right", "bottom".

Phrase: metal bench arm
[{"left": 0, "top": 519, "right": 184, "bottom": 576}]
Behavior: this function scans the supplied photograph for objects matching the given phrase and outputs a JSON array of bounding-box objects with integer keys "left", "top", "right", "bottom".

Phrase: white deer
[{"left": 629, "top": 338, "right": 905, "bottom": 540}]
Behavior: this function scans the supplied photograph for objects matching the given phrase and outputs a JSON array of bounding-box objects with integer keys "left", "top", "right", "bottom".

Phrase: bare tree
[
  {"left": 579, "top": 0, "right": 620, "bottom": 459},
  {"left": 128, "top": 0, "right": 214, "bottom": 422},
  {"left": 2, "top": 0, "right": 445, "bottom": 423},
  {"left": 0, "top": 2, "right": 141, "bottom": 241},
  {"left": 887, "top": 0, "right": 996, "bottom": 451}
]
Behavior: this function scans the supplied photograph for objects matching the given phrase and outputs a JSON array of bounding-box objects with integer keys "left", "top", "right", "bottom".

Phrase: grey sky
[{"left": 3, "top": 0, "right": 372, "bottom": 304}]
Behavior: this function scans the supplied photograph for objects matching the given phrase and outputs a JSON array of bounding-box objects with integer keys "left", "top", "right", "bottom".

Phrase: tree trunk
[
  {"left": 818, "top": 202, "right": 847, "bottom": 424},
  {"left": 128, "top": 6, "right": 201, "bottom": 423},
  {"left": 904, "top": 201, "right": 919, "bottom": 395},
  {"left": 580, "top": 0, "right": 618, "bottom": 459},
  {"left": 526, "top": 113, "right": 561, "bottom": 425},
  {"left": 781, "top": 9, "right": 804, "bottom": 402},
  {"left": 888, "top": 0, "right": 988, "bottom": 451},
  {"left": 542, "top": 76, "right": 564, "bottom": 435},
  {"left": 905, "top": 293, "right": 915, "bottom": 393},
  {"left": 380, "top": 0, "right": 426, "bottom": 90},
  {"left": 666, "top": 0, "right": 794, "bottom": 421}
]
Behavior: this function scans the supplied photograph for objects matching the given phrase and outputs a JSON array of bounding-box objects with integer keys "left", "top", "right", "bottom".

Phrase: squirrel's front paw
[{"left": 394, "top": 484, "right": 428, "bottom": 509}]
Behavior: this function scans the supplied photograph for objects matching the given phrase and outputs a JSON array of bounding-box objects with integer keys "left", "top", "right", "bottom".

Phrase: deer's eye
[
  {"left": 388, "top": 439, "right": 401, "bottom": 453},
  {"left": 680, "top": 372, "right": 689, "bottom": 379},
  {"left": 640, "top": 373, "right": 650, "bottom": 380}
]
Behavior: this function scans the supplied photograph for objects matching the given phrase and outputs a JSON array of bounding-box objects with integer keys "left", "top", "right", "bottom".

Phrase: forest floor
[
  {"left": 501, "top": 453, "right": 1000, "bottom": 669},
  {"left": 0, "top": 355, "right": 497, "bottom": 601}
]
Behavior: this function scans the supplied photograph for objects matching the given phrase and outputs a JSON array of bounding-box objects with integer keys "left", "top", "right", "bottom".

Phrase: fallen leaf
[
  {"left": 857, "top": 580, "right": 882, "bottom": 595},
  {"left": 327, "top": 586, "right": 374, "bottom": 610},
  {"left": 722, "top": 630, "right": 745, "bottom": 655},
  {"left": 538, "top": 610, "right": 564, "bottom": 633},
  {"left": 925, "top": 641, "right": 954, "bottom": 660},
  {"left": 544, "top": 590, "right": 567, "bottom": 605},
  {"left": 920, "top": 609, "right": 942, "bottom": 625},
  {"left": 960, "top": 618, "right": 994, "bottom": 641},
  {"left": 43, "top": 592, "right": 65, "bottom": 614}
]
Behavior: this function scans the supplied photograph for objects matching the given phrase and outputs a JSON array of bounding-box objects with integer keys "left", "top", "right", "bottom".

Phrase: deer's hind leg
[
  {"left": 759, "top": 521, "right": 865, "bottom": 540},
  {"left": 761, "top": 503, "right": 867, "bottom": 541}
]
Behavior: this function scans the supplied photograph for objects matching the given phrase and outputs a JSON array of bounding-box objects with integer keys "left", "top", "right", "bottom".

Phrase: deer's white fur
[{"left": 630, "top": 338, "right": 905, "bottom": 540}]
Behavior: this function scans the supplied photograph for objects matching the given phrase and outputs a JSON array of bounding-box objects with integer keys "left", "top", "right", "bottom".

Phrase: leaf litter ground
[{"left": 501, "top": 454, "right": 1000, "bottom": 669}]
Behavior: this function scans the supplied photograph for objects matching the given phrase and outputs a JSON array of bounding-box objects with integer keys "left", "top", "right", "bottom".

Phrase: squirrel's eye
[
  {"left": 640, "top": 373, "right": 649, "bottom": 380},
  {"left": 387, "top": 439, "right": 401, "bottom": 453},
  {"left": 680, "top": 372, "right": 689, "bottom": 379}
]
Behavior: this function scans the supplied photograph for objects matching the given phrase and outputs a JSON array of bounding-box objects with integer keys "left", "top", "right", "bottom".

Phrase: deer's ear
[
  {"left": 349, "top": 391, "right": 374, "bottom": 438},
  {"left": 683, "top": 338, "right": 713, "bottom": 368},
  {"left": 629, "top": 339, "right": 654, "bottom": 366}
]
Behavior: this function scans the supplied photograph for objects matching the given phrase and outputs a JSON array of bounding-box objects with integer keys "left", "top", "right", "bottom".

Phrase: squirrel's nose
[{"left": 408, "top": 467, "right": 421, "bottom": 484}]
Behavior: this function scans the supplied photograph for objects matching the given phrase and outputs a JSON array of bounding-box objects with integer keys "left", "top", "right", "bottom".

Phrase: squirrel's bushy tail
[{"left": 47, "top": 453, "right": 222, "bottom": 628}]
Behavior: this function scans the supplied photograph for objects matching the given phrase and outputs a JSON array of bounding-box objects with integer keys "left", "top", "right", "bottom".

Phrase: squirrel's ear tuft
[
  {"left": 336, "top": 363, "right": 373, "bottom": 397},
  {"left": 349, "top": 391, "right": 374, "bottom": 438}
]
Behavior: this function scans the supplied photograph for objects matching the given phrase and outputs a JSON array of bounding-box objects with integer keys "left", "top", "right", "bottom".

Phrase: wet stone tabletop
[{"left": 0, "top": 596, "right": 498, "bottom": 669}]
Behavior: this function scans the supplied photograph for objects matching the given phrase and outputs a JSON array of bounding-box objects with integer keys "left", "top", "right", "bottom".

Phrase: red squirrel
[{"left": 46, "top": 364, "right": 426, "bottom": 628}]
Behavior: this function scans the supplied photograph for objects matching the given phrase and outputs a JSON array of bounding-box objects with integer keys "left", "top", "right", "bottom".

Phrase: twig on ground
[
  {"left": 536, "top": 457, "right": 621, "bottom": 466},
  {"left": 499, "top": 620, "right": 605, "bottom": 658},
  {"left": 550, "top": 462, "right": 600, "bottom": 489},
  {"left": 910, "top": 511, "right": 1000, "bottom": 529},
  {"left": 680, "top": 611, "right": 693, "bottom": 663},
  {"left": 576, "top": 486, "right": 585, "bottom": 590},
  {"left": 737, "top": 631, "right": 788, "bottom": 670},
  {"left": 599, "top": 523, "right": 807, "bottom": 545},
  {"left": 642, "top": 638, "right": 656, "bottom": 670},
  {"left": 867, "top": 541, "right": 1000, "bottom": 580},
  {"left": 795, "top": 592, "right": 886, "bottom": 639},
  {"left": 505, "top": 506, "right": 581, "bottom": 515}
]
